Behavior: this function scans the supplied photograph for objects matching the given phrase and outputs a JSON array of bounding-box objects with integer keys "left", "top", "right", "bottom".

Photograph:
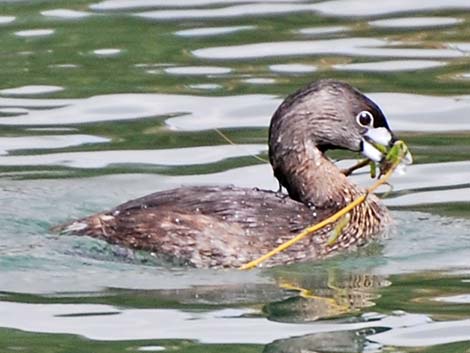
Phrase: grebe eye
[{"left": 356, "top": 111, "right": 374, "bottom": 128}]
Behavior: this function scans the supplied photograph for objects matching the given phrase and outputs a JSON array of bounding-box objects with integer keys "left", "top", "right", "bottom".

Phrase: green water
[{"left": 1, "top": 1, "right": 470, "bottom": 352}]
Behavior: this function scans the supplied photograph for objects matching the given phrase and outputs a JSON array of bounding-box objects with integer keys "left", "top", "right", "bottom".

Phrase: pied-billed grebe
[{"left": 55, "top": 80, "right": 397, "bottom": 268}]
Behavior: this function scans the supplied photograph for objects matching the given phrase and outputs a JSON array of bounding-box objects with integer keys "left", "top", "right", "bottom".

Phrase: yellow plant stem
[{"left": 239, "top": 148, "right": 404, "bottom": 271}]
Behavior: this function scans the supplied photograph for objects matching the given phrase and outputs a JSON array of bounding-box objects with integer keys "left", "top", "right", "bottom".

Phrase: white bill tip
[{"left": 362, "top": 139, "right": 383, "bottom": 162}]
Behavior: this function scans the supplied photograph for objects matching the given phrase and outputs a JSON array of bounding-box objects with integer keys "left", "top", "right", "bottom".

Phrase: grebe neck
[{"left": 275, "top": 137, "right": 356, "bottom": 214}]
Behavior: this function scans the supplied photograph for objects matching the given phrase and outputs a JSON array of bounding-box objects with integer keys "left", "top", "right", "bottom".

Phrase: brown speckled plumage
[{"left": 54, "top": 79, "right": 395, "bottom": 268}]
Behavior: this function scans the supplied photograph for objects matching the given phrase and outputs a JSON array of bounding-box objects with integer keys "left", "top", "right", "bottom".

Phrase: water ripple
[
  {"left": 369, "top": 318, "right": 470, "bottom": 347},
  {"left": 129, "top": 1, "right": 470, "bottom": 20},
  {"left": 314, "top": 0, "right": 470, "bottom": 17},
  {"left": 0, "top": 145, "right": 266, "bottom": 168},
  {"left": 14, "top": 29, "right": 55, "bottom": 37},
  {"left": 193, "top": 37, "right": 463, "bottom": 60},
  {"left": 0, "top": 301, "right": 431, "bottom": 344},
  {"left": 0, "top": 135, "right": 109, "bottom": 156},
  {"left": 0, "top": 16, "right": 15, "bottom": 24},
  {"left": 91, "top": 0, "right": 311, "bottom": 11},
  {"left": 93, "top": 48, "right": 122, "bottom": 56},
  {"left": 174, "top": 25, "right": 254, "bottom": 37},
  {"left": 136, "top": 4, "right": 321, "bottom": 20},
  {"left": 269, "top": 63, "right": 317, "bottom": 73},
  {"left": 333, "top": 60, "right": 446, "bottom": 72},
  {"left": 1, "top": 92, "right": 470, "bottom": 133},
  {"left": 0, "top": 94, "right": 275, "bottom": 127},
  {"left": 369, "top": 16, "right": 464, "bottom": 28},
  {"left": 164, "top": 66, "right": 232, "bottom": 75},
  {"left": 297, "top": 25, "right": 348, "bottom": 35},
  {"left": 41, "top": 9, "right": 92, "bottom": 19},
  {"left": 0, "top": 85, "right": 64, "bottom": 96}
]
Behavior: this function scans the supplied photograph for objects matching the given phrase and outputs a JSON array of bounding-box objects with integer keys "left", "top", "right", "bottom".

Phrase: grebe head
[{"left": 269, "top": 79, "right": 395, "bottom": 164}]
